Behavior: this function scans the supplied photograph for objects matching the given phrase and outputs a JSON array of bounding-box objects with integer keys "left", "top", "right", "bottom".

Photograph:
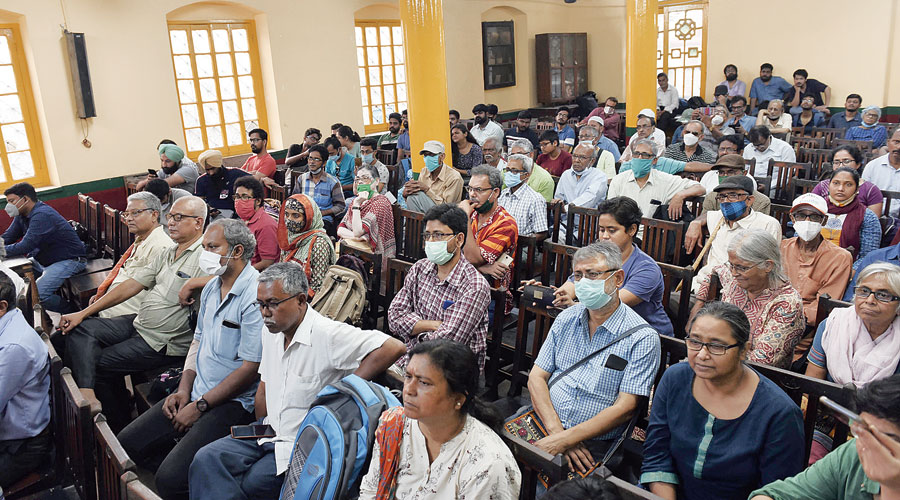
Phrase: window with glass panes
[
  {"left": 168, "top": 22, "right": 268, "bottom": 158},
  {"left": 356, "top": 21, "right": 406, "bottom": 135},
  {"left": 0, "top": 25, "right": 49, "bottom": 190}
]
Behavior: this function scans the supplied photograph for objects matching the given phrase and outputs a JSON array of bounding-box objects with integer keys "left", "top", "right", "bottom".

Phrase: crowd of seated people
[{"left": 6, "top": 70, "right": 900, "bottom": 500}]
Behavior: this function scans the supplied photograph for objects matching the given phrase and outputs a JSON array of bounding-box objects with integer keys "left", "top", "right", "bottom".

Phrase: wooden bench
[
  {"left": 94, "top": 413, "right": 136, "bottom": 500},
  {"left": 120, "top": 471, "right": 164, "bottom": 500},
  {"left": 60, "top": 367, "right": 98, "bottom": 500}
]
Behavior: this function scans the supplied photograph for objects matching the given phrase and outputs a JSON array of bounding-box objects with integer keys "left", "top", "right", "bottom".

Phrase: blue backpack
[{"left": 279, "top": 374, "right": 400, "bottom": 500}]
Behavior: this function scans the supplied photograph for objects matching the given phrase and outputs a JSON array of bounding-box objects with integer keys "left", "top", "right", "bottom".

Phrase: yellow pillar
[
  {"left": 399, "top": 0, "right": 451, "bottom": 178},
  {"left": 625, "top": 0, "right": 659, "bottom": 128}
]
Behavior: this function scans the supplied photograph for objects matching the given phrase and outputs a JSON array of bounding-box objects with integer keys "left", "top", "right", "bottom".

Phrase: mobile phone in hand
[
  {"left": 231, "top": 424, "right": 276, "bottom": 439},
  {"left": 820, "top": 396, "right": 869, "bottom": 431}
]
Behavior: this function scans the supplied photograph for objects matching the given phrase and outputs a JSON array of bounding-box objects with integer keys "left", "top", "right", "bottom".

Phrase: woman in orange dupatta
[{"left": 277, "top": 194, "right": 336, "bottom": 296}]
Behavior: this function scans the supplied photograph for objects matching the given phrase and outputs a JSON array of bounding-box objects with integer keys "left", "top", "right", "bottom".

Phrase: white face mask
[
  {"left": 683, "top": 133, "right": 700, "bottom": 146},
  {"left": 198, "top": 248, "right": 235, "bottom": 276},
  {"left": 604, "top": 106, "right": 613, "bottom": 114},
  {"left": 711, "top": 115, "right": 725, "bottom": 126},
  {"left": 794, "top": 220, "right": 824, "bottom": 242}
]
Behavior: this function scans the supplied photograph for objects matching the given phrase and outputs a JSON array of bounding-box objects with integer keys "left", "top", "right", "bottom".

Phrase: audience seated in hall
[
  {"left": 755, "top": 99, "right": 793, "bottom": 141},
  {"left": 137, "top": 143, "right": 200, "bottom": 194},
  {"left": 527, "top": 241, "right": 661, "bottom": 473},
  {"left": 820, "top": 167, "right": 882, "bottom": 269},
  {"left": 812, "top": 145, "right": 884, "bottom": 216},
  {"left": 784, "top": 68, "right": 832, "bottom": 114},
  {"left": 0, "top": 273, "right": 51, "bottom": 490},
  {"left": 504, "top": 110, "right": 540, "bottom": 149},
  {"left": 551, "top": 106, "right": 577, "bottom": 150},
  {"left": 691, "top": 229, "right": 805, "bottom": 368},
  {"left": 585, "top": 116, "right": 621, "bottom": 162},
  {"left": 324, "top": 135, "right": 356, "bottom": 197},
  {"left": 143, "top": 178, "right": 192, "bottom": 232},
  {"left": 718, "top": 63, "right": 746, "bottom": 98},
  {"left": 459, "top": 165, "right": 518, "bottom": 315},
  {"left": 194, "top": 149, "right": 250, "bottom": 220},
  {"left": 862, "top": 129, "right": 900, "bottom": 217},
  {"left": 450, "top": 123, "right": 483, "bottom": 175},
  {"left": 233, "top": 176, "right": 279, "bottom": 271},
  {"left": 642, "top": 301, "right": 804, "bottom": 500},
  {"left": 387, "top": 204, "right": 490, "bottom": 372},
  {"left": 608, "top": 139, "right": 705, "bottom": 222},
  {"left": 551, "top": 143, "right": 609, "bottom": 233},
  {"left": 744, "top": 125, "right": 796, "bottom": 178},
  {"left": 337, "top": 164, "right": 396, "bottom": 270},
  {"left": 291, "top": 144, "right": 345, "bottom": 237},
  {"left": 358, "top": 136, "right": 392, "bottom": 199},
  {"left": 781, "top": 193, "right": 853, "bottom": 326},
  {"left": 277, "top": 194, "right": 336, "bottom": 296},
  {"left": 790, "top": 95, "right": 826, "bottom": 134},
  {"left": 828, "top": 93, "right": 863, "bottom": 129},
  {"left": 535, "top": 129, "right": 572, "bottom": 177},
  {"left": 59, "top": 196, "right": 209, "bottom": 430},
  {"left": 749, "top": 62, "right": 793, "bottom": 114},
  {"left": 620, "top": 111, "right": 665, "bottom": 162},
  {"left": 846, "top": 106, "right": 890, "bottom": 154},
  {"left": 580, "top": 96, "right": 622, "bottom": 143},
  {"left": 118, "top": 219, "right": 262, "bottom": 500},
  {"left": 498, "top": 154, "right": 548, "bottom": 239},
  {"left": 240, "top": 128, "right": 277, "bottom": 187},
  {"left": 2, "top": 182, "right": 87, "bottom": 313},
  {"left": 577, "top": 125, "right": 616, "bottom": 180},
  {"left": 699, "top": 145, "right": 771, "bottom": 211},
  {"left": 284, "top": 127, "right": 322, "bottom": 172},
  {"left": 662, "top": 119, "right": 718, "bottom": 164},
  {"left": 377, "top": 112, "right": 403, "bottom": 149},
  {"left": 402, "top": 140, "right": 463, "bottom": 213},
  {"left": 188, "top": 262, "right": 405, "bottom": 500},
  {"left": 506, "top": 138, "right": 556, "bottom": 202},
  {"left": 470, "top": 103, "right": 505, "bottom": 148},
  {"left": 359, "top": 340, "right": 521, "bottom": 499},
  {"left": 93, "top": 192, "right": 174, "bottom": 318},
  {"left": 750, "top": 374, "right": 900, "bottom": 500},
  {"left": 688, "top": 174, "right": 781, "bottom": 290}
]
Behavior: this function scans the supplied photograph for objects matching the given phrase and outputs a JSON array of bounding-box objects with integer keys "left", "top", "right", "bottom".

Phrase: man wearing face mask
[
  {"left": 233, "top": 176, "right": 278, "bottom": 271},
  {"left": 118, "top": 219, "right": 263, "bottom": 500},
  {"left": 780, "top": 193, "right": 853, "bottom": 326},
  {"left": 358, "top": 137, "right": 391, "bottom": 199},
  {"left": 388, "top": 203, "right": 491, "bottom": 371},
  {"left": 507, "top": 139, "right": 556, "bottom": 202},
  {"left": 577, "top": 126, "right": 616, "bottom": 180},
  {"left": 691, "top": 176, "right": 781, "bottom": 292},
  {"left": 323, "top": 136, "right": 355, "bottom": 198},
  {"left": 460, "top": 165, "right": 518, "bottom": 315},
  {"left": 498, "top": 154, "right": 548, "bottom": 239},
  {"left": 580, "top": 97, "right": 622, "bottom": 143},
  {"left": 470, "top": 103, "right": 504, "bottom": 147},
  {"left": 194, "top": 149, "right": 250, "bottom": 220},
  {"left": 58, "top": 196, "right": 210, "bottom": 430},
  {"left": 1, "top": 182, "right": 86, "bottom": 313},
  {"left": 528, "top": 241, "right": 661, "bottom": 474},
  {"left": 144, "top": 178, "right": 191, "bottom": 232},
  {"left": 661, "top": 120, "right": 718, "bottom": 164},
  {"left": 402, "top": 140, "right": 463, "bottom": 213}
]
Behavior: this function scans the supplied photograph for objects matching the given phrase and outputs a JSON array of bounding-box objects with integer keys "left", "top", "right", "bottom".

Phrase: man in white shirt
[
  {"left": 470, "top": 103, "right": 504, "bottom": 148},
  {"left": 621, "top": 110, "right": 667, "bottom": 162},
  {"left": 553, "top": 143, "right": 608, "bottom": 212},
  {"left": 743, "top": 125, "right": 796, "bottom": 180},
  {"left": 861, "top": 129, "right": 900, "bottom": 217},
  {"left": 498, "top": 154, "right": 548, "bottom": 239},
  {"left": 657, "top": 72, "right": 680, "bottom": 133},
  {"left": 189, "top": 262, "right": 405, "bottom": 500}
]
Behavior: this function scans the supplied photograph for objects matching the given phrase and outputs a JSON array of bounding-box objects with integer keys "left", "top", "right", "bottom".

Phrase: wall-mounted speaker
[{"left": 64, "top": 31, "right": 96, "bottom": 118}]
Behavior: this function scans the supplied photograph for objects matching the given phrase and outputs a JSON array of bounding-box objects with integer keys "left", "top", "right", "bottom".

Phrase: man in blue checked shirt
[
  {"left": 118, "top": 219, "right": 263, "bottom": 500},
  {"left": 528, "top": 241, "right": 661, "bottom": 475}
]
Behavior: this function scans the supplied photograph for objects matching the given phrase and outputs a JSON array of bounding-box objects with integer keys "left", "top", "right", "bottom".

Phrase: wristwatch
[{"left": 196, "top": 397, "right": 209, "bottom": 413}]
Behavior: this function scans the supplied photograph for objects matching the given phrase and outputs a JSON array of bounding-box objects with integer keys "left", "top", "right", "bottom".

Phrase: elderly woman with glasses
[
  {"left": 690, "top": 228, "right": 805, "bottom": 368},
  {"left": 337, "top": 164, "right": 396, "bottom": 271},
  {"left": 642, "top": 301, "right": 804, "bottom": 500},
  {"left": 812, "top": 145, "right": 884, "bottom": 216},
  {"left": 845, "top": 106, "right": 889, "bottom": 154}
]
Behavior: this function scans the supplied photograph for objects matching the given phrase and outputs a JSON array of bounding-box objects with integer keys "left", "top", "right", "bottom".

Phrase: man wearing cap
[
  {"left": 504, "top": 110, "right": 539, "bottom": 149},
  {"left": 402, "top": 140, "right": 463, "bottom": 213},
  {"left": 780, "top": 193, "right": 852, "bottom": 326},
  {"left": 585, "top": 116, "right": 621, "bottom": 162},
  {"left": 691, "top": 175, "right": 781, "bottom": 291},
  {"left": 470, "top": 104, "right": 504, "bottom": 147},
  {"left": 699, "top": 151, "right": 770, "bottom": 210},
  {"left": 662, "top": 119, "right": 717, "bottom": 164},
  {"left": 194, "top": 149, "right": 250, "bottom": 220},
  {"left": 620, "top": 110, "right": 667, "bottom": 162},
  {"left": 138, "top": 144, "right": 200, "bottom": 194}
]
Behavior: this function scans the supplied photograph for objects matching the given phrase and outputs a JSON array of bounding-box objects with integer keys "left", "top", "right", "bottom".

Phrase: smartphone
[
  {"left": 498, "top": 253, "right": 513, "bottom": 267},
  {"left": 230, "top": 424, "right": 276, "bottom": 439},
  {"left": 524, "top": 284, "right": 556, "bottom": 310},
  {"left": 820, "top": 396, "right": 868, "bottom": 430},
  {"left": 148, "top": 169, "right": 157, "bottom": 176}
]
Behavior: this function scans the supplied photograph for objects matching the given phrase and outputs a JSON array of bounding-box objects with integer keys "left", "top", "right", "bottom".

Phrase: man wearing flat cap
[
  {"left": 194, "top": 149, "right": 250, "bottom": 220},
  {"left": 402, "top": 140, "right": 463, "bottom": 213}
]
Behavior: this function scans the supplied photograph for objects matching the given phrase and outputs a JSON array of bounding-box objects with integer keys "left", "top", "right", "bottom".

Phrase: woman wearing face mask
[
  {"left": 232, "top": 176, "right": 279, "bottom": 271},
  {"left": 821, "top": 167, "right": 882, "bottom": 267},
  {"left": 845, "top": 106, "right": 889, "bottom": 154},
  {"left": 450, "top": 124, "right": 482, "bottom": 175},
  {"left": 755, "top": 99, "right": 792, "bottom": 141},
  {"left": 780, "top": 193, "right": 854, "bottom": 326},
  {"left": 337, "top": 165, "right": 396, "bottom": 271},
  {"left": 812, "top": 145, "right": 884, "bottom": 216},
  {"left": 276, "top": 194, "right": 336, "bottom": 296}
]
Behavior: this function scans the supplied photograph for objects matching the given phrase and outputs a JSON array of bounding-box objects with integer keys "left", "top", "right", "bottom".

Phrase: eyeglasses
[
  {"left": 122, "top": 208, "right": 155, "bottom": 219},
  {"left": 791, "top": 212, "right": 826, "bottom": 223},
  {"left": 573, "top": 154, "right": 593, "bottom": 161},
  {"left": 686, "top": 337, "right": 742, "bottom": 355},
  {"left": 853, "top": 286, "right": 900, "bottom": 303},
  {"left": 422, "top": 232, "right": 455, "bottom": 242},
  {"left": 466, "top": 186, "right": 494, "bottom": 195},
  {"left": 355, "top": 176, "right": 374, "bottom": 183},
  {"left": 719, "top": 146, "right": 739, "bottom": 154},
  {"left": 539, "top": 141, "right": 553, "bottom": 148},
  {"left": 684, "top": 131, "right": 700, "bottom": 137},
  {"left": 308, "top": 157, "right": 323, "bottom": 163},
  {"left": 633, "top": 152, "right": 654, "bottom": 159},
  {"left": 506, "top": 168, "right": 527, "bottom": 175},
  {"left": 571, "top": 269, "right": 618, "bottom": 281},
  {"left": 232, "top": 194, "right": 256, "bottom": 201},
  {"left": 248, "top": 138, "right": 264, "bottom": 143},
  {"left": 726, "top": 261, "right": 763, "bottom": 274},
  {"left": 254, "top": 293, "right": 300, "bottom": 311},
  {"left": 165, "top": 213, "right": 204, "bottom": 222},
  {"left": 715, "top": 192, "right": 749, "bottom": 202},
  {"left": 833, "top": 158, "right": 857, "bottom": 166},
  {"left": 635, "top": 124, "right": 653, "bottom": 130}
]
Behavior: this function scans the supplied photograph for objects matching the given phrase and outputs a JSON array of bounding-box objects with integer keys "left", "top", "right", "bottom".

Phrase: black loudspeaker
[{"left": 64, "top": 31, "right": 96, "bottom": 118}]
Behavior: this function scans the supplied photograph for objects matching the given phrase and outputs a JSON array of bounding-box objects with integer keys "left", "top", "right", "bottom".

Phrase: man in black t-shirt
[{"left": 784, "top": 68, "right": 831, "bottom": 114}]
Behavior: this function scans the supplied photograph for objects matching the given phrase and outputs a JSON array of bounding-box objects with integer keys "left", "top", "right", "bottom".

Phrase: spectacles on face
[
  {"left": 714, "top": 192, "right": 749, "bottom": 202},
  {"left": 506, "top": 167, "right": 527, "bottom": 175},
  {"left": 232, "top": 193, "right": 256, "bottom": 201},
  {"left": 571, "top": 268, "right": 618, "bottom": 281},
  {"left": 633, "top": 151, "right": 654, "bottom": 159},
  {"left": 572, "top": 154, "right": 593, "bottom": 161},
  {"left": 355, "top": 176, "right": 374, "bottom": 183},
  {"left": 686, "top": 337, "right": 742, "bottom": 355},
  {"left": 684, "top": 130, "right": 701, "bottom": 137},
  {"left": 422, "top": 232, "right": 455, "bottom": 242},
  {"left": 833, "top": 158, "right": 857, "bottom": 167},
  {"left": 308, "top": 156, "right": 323, "bottom": 163},
  {"left": 726, "top": 261, "right": 763, "bottom": 274},
  {"left": 248, "top": 138, "right": 264, "bottom": 143},
  {"left": 635, "top": 124, "right": 653, "bottom": 130},
  {"left": 254, "top": 293, "right": 301, "bottom": 311},
  {"left": 122, "top": 208, "right": 155, "bottom": 219},
  {"left": 853, "top": 286, "right": 900, "bottom": 303},
  {"left": 719, "top": 146, "right": 739, "bottom": 154},
  {"left": 539, "top": 141, "right": 553, "bottom": 148},
  {"left": 791, "top": 212, "right": 826, "bottom": 223},
  {"left": 466, "top": 186, "right": 494, "bottom": 195},
  {"left": 165, "top": 213, "right": 204, "bottom": 222}
]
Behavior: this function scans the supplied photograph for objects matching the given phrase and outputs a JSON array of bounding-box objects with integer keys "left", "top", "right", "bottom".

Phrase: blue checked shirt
[{"left": 534, "top": 302, "right": 661, "bottom": 441}]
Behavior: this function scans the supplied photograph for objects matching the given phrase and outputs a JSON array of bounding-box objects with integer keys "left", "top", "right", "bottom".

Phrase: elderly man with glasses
[
  {"left": 402, "top": 140, "right": 463, "bottom": 213},
  {"left": 498, "top": 154, "right": 548, "bottom": 239}
]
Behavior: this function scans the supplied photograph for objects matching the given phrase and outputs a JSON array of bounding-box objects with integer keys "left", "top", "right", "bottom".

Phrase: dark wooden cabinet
[
  {"left": 536, "top": 33, "right": 588, "bottom": 105},
  {"left": 481, "top": 21, "right": 515, "bottom": 90}
]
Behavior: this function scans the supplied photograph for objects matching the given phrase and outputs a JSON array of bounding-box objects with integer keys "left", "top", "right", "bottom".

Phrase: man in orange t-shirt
[{"left": 241, "top": 128, "right": 277, "bottom": 186}]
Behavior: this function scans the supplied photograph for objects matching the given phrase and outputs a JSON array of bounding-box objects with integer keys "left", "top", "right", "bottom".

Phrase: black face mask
[{"left": 725, "top": 74, "right": 737, "bottom": 82}]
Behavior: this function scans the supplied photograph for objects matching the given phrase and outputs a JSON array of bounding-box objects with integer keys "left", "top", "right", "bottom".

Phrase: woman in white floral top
[{"left": 358, "top": 339, "right": 521, "bottom": 500}]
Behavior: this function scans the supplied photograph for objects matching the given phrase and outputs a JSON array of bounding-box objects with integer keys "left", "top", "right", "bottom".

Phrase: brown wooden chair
[
  {"left": 770, "top": 203, "right": 794, "bottom": 237},
  {"left": 393, "top": 206, "right": 426, "bottom": 262},
  {"left": 117, "top": 211, "right": 135, "bottom": 257},
  {"left": 547, "top": 202, "right": 562, "bottom": 243},
  {"left": 120, "top": 471, "right": 164, "bottom": 500},
  {"left": 809, "top": 127, "right": 846, "bottom": 147},
  {"left": 60, "top": 367, "right": 98, "bottom": 500},
  {"left": 94, "top": 413, "right": 136, "bottom": 500},
  {"left": 383, "top": 258, "right": 413, "bottom": 334},
  {"left": 86, "top": 198, "right": 102, "bottom": 257},
  {"left": 376, "top": 148, "right": 397, "bottom": 166},
  {"left": 881, "top": 189, "right": 900, "bottom": 216},
  {"left": 102, "top": 205, "right": 121, "bottom": 262},
  {"left": 484, "top": 287, "right": 515, "bottom": 400},
  {"left": 639, "top": 217, "right": 685, "bottom": 265},
  {"left": 832, "top": 138, "right": 874, "bottom": 156},
  {"left": 565, "top": 205, "right": 602, "bottom": 246},
  {"left": 511, "top": 235, "right": 540, "bottom": 298},
  {"left": 813, "top": 293, "right": 852, "bottom": 328},
  {"left": 766, "top": 160, "right": 812, "bottom": 204},
  {"left": 658, "top": 263, "right": 693, "bottom": 338},
  {"left": 684, "top": 195, "right": 705, "bottom": 217},
  {"left": 791, "top": 178, "right": 820, "bottom": 199},
  {"left": 797, "top": 148, "right": 831, "bottom": 177},
  {"left": 790, "top": 126, "right": 810, "bottom": 138},
  {"left": 507, "top": 295, "right": 556, "bottom": 397},
  {"left": 500, "top": 434, "right": 569, "bottom": 500},
  {"left": 753, "top": 175, "right": 772, "bottom": 196},
  {"left": 337, "top": 244, "right": 383, "bottom": 329},
  {"left": 384, "top": 164, "right": 399, "bottom": 197},
  {"left": 790, "top": 135, "right": 825, "bottom": 151},
  {"left": 540, "top": 240, "right": 578, "bottom": 288},
  {"left": 269, "top": 184, "right": 286, "bottom": 204}
]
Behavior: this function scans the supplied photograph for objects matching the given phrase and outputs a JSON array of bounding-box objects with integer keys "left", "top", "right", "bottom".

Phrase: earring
[{"left": 455, "top": 402, "right": 462, "bottom": 409}]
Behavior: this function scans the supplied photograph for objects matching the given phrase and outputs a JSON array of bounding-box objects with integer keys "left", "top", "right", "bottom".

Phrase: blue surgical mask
[
  {"left": 720, "top": 200, "right": 747, "bottom": 221},
  {"left": 425, "top": 239, "right": 455, "bottom": 265},
  {"left": 424, "top": 155, "right": 441, "bottom": 172},
  {"left": 361, "top": 153, "right": 374, "bottom": 164},
  {"left": 504, "top": 170, "right": 522, "bottom": 188},
  {"left": 328, "top": 154, "right": 339, "bottom": 163},
  {"left": 575, "top": 275, "right": 614, "bottom": 310},
  {"left": 631, "top": 158, "right": 654, "bottom": 178}
]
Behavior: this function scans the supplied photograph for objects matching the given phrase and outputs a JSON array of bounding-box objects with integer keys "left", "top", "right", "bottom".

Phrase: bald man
[{"left": 59, "top": 196, "right": 210, "bottom": 430}]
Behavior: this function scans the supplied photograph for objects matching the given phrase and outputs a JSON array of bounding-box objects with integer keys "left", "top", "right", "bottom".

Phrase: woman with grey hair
[
  {"left": 337, "top": 163, "right": 396, "bottom": 270},
  {"left": 845, "top": 105, "right": 889, "bottom": 154},
  {"left": 807, "top": 261, "right": 900, "bottom": 386},
  {"left": 690, "top": 228, "right": 805, "bottom": 368}
]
